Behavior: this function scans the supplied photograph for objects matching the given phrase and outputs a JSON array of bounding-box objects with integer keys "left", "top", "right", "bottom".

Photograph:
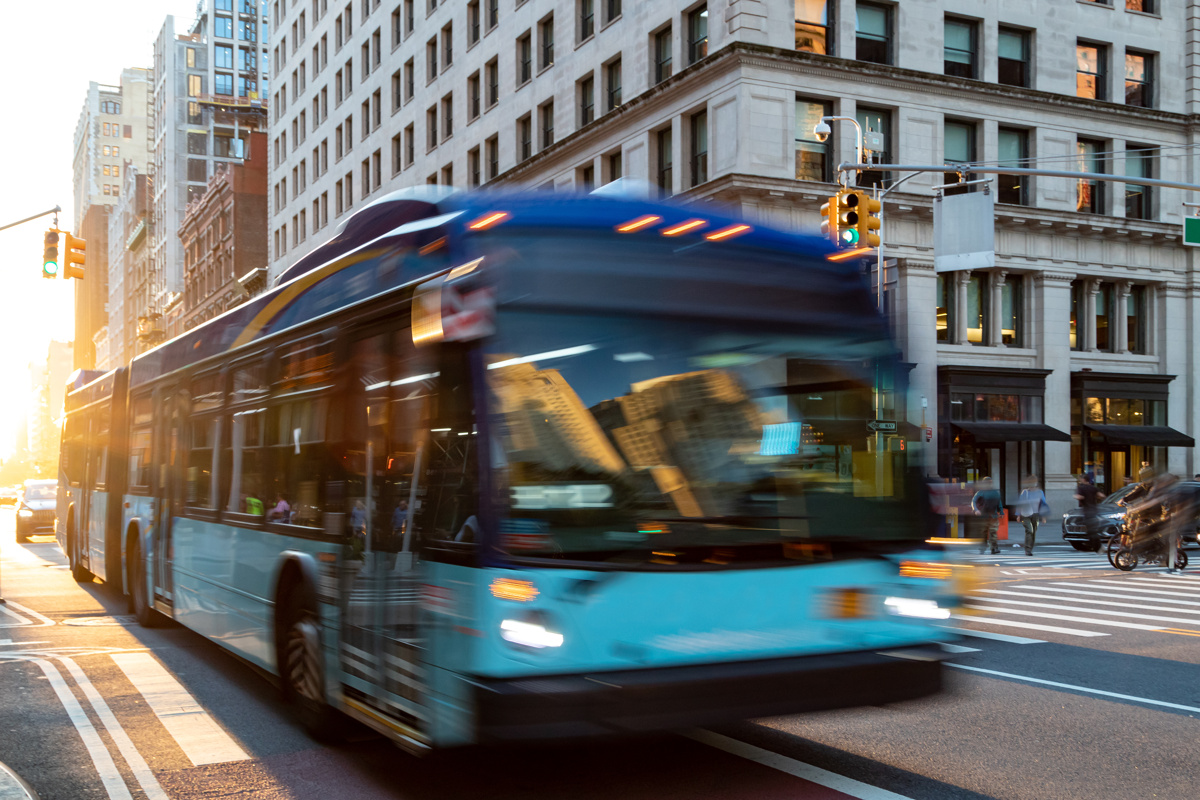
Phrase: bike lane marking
[
  {"left": 948, "top": 664, "right": 1200, "bottom": 715},
  {"left": 685, "top": 729, "right": 915, "bottom": 800},
  {"left": 111, "top": 652, "right": 250, "bottom": 766}
]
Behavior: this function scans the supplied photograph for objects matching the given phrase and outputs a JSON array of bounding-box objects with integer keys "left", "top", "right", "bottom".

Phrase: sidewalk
[{"left": 0, "top": 761, "right": 38, "bottom": 800}]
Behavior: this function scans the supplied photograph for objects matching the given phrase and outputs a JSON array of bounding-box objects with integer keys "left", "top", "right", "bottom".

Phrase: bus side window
[
  {"left": 225, "top": 409, "right": 266, "bottom": 517},
  {"left": 271, "top": 398, "right": 328, "bottom": 526},
  {"left": 128, "top": 395, "right": 153, "bottom": 490},
  {"left": 188, "top": 417, "right": 218, "bottom": 509}
]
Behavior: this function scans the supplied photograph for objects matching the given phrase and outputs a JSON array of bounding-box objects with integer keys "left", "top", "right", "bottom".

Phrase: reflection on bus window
[
  {"left": 271, "top": 399, "right": 328, "bottom": 526},
  {"left": 188, "top": 417, "right": 218, "bottom": 508},
  {"left": 225, "top": 408, "right": 266, "bottom": 516},
  {"left": 486, "top": 311, "right": 909, "bottom": 562}
]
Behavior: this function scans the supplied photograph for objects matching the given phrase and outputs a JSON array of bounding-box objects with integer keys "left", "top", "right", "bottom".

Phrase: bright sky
[{"left": 0, "top": 1, "right": 199, "bottom": 459}]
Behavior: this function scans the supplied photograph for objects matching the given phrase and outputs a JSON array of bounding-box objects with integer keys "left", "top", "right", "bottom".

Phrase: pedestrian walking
[
  {"left": 1074, "top": 474, "right": 1105, "bottom": 552},
  {"left": 1138, "top": 461, "right": 1156, "bottom": 484},
  {"left": 1014, "top": 475, "right": 1050, "bottom": 556},
  {"left": 971, "top": 477, "right": 1003, "bottom": 555},
  {"left": 1159, "top": 474, "right": 1195, "bottom": 574}
]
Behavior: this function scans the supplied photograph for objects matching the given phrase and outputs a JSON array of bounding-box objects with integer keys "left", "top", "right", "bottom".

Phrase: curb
[{"left": 0, "top": 761, "right": 38, "bottom": 800}]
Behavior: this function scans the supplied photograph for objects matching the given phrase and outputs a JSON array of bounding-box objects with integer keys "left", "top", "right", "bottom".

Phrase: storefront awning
[
  {"left": 952, "top": 422, "right": 1072, "bottom": 443},
  {"left": 1083, "top": 424, "right": 1195, "bottom": 447}
]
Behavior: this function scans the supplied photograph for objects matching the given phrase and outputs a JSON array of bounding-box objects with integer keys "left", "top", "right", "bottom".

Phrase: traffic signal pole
[{"left": 0, "top": 205, "right": 61, "bottom": 234}]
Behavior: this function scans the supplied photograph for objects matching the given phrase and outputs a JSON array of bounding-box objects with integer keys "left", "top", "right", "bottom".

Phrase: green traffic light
[{"left": 840, "top": 228, "right": 860, "bottom": 246}]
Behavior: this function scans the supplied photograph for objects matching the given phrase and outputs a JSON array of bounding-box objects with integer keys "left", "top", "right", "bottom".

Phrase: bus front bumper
[{"left": 473, "top": 644, "right": 945, "bottom": 742}]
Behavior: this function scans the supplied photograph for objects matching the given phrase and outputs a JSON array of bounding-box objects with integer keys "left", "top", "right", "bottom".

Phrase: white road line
[
  {"left": 975, "top": 589, "right": 1200, "bottom": 616},
  {"left": 947, "top": 664, "right": 1200, "bottom": 714},
  {"left": 1127, "top": 577, "right": 1200, "bottom": 592},
  {"left": 59, "top": 658, "right": 169, "bottom": 800},
  {"left": 30, "top": 658, "right": 133, "bottom": 800},
  {"left": 968, "top": 596, "right": 1200, "bottom": 627},
  {"left": 0, "top": 601, "right": 55, "bottom": 628},
  {"left": 950, "top": 614, "right": 1108, "bottom": 637},
  {"left": 1056, "top": 580, "right": 1200, "bottom": 599},
  {"left": 111, "top": 652, "right": 250, "bottom": 766},
  {"left": 937, "top": 625, "right": 1045, "bottom": 644},
  {"left": 685, "top": 729, "right": 914, "bottom": 800},
  {"left": 1006, "top": 585, "right": 1200, "bottom": 606},
  {"left": 939, "top": 643, "right": 981, "bottom": 653},
  {"left": 964, "top": 604, "right": 1163, "bottom": 632}
]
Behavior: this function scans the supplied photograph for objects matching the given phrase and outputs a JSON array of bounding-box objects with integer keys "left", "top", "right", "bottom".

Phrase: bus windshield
[{"left": 486, "top": 310, "right": 919, "bottom": 565}]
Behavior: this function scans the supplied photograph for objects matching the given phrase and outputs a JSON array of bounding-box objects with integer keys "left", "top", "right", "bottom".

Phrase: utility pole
[{"left": 0, "top": 206, "right": 61, "bottom": 234}]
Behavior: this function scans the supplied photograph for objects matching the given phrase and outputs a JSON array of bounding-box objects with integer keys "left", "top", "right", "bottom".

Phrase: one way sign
[{"left": 867, "top": 420, "right": 898, "bottom": 433}]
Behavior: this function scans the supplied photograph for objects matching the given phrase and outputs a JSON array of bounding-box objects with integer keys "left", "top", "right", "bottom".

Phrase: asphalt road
[{"left": 1, "top": 510, "right": 1197, "bottom": 800}]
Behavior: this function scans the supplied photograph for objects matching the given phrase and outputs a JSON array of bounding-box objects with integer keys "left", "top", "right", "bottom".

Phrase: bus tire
[
  {"left": 277, "top": 583, "right": 343, "bottom": 742},
  {"left": 69, "top": 516, "right": 93, "bottom": 584},
  {"left": 129, "top": 539, "right": 160, "bottom": 628}
]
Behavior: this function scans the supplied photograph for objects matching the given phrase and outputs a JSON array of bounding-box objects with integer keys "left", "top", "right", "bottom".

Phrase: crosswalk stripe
[
  {"left": 936, "top": 625, "right": 1044, "bottom": 644},
  {"left": 968, "top": 596, "right": 1200, "bottom": 627},
  {"left": 111, "top": 652, "right": 250, "bottom": 766},
  {"left": 1126, "top": 577, "right": 1200, "bottom": 592},
  {"left": 939, "top": 643, "right": 981, "bottom": 654},
  {"left": 974, "top": 589, "right": 1200, "bottom": 616},
  {"left": 1057, "top": 580, "right": 1200, "bottom": 599},
  {"left": 963, "top": 604, "right": 1164, "bottom": 631},
  {"left": 1009, "top": 585, "right": 1200, "bottom": 607},
  {"left": 950, "top": 613, "right": 1108, "bottom": 637}
]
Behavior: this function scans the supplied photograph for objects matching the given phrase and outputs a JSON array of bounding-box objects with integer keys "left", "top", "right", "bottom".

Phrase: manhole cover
[{"left": 61, "top": 615, "right": 137, "bottom": 626}]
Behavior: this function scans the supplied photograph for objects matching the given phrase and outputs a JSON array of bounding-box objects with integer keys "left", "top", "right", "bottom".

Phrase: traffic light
[
  {"left": 836, "top": 190, "right": 862, "bottom": 248},
  {"left": 857, "top": 195, "right": 882, "bottom": 248},
  {"left": 819, "top": 194, "right": 838, "bottom": 245},
  {"left": 42, "top": 229, "right": 59, "bottom": 278},
  {"left": 61, "top": 232, "right": 86, "bottom": 280}
]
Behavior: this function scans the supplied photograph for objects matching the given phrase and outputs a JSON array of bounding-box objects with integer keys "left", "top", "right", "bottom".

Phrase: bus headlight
[
  {"left": 883, "top": 596, "right": 951, "bottom": 620},
  {"left": 500, "top": 617, "right": 564, "bottom": 649}
]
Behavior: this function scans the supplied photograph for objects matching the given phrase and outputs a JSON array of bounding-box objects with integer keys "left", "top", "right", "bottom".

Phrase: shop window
[
  {"left": 1001, "top": 277, "right": 1022, "bottom": 346},
  {"left": 966, "top": 272, "right": 988, "bottom": 345},
  {"left": 936, "top": 273, "right": 954, "bottom": 342}
]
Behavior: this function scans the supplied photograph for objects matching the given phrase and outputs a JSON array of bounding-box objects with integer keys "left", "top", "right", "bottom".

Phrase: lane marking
[
  {"left": 111, "top": 652, "right": 250, "bottom": 766},
  {"left": 964, "top": 604, "right": 1163, "bottom": 632},
  {"left": 974, "top": 589, "right": 1200, "bottom": 616},
  {"left": 967, "top": 596, "right": 1200, "bottom": 627},
  {"left": 1027, "top": 586, "right": 1200, "bottom": 606},
  {"left": 948, "top": 663, "right": 1200, "bottom": 714},
  {"left": 951, "top": 613, "right": 1109, "bottom": 637},
  {"left": 30, "top": 657, "right": 133, "bottom": 800},
  {"left": 686, "top": 729, "right": 914, "bottom": 800},
  {"left": 1055, "top": 580, "right": 1200, "bottom": 599},
  {"left": 1127, "top": 577, "right": 1200, "bottom": 592},
  {"left": 0, "top": 601, "right": 55, "bottom": 628},
  {"left": 60, "top": 658, "right": 169, "bottom": 800},
  {"left": 939, "top": 643, "right": 981, "bottom": 654},
  {"left": 936, "top": 625, "right": 1044, "bottom": 644}
]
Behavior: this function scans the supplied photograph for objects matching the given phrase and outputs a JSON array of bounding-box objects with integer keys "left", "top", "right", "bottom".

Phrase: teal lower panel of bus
[
  {"left": 170, "top": 517, "right": 337, "bottom": 672},
  {"left": 85, "top": 490, "right": 108, "bottom": 583},
  {"left": 425, "top": 554, "right": 955, "bottom": 681}
]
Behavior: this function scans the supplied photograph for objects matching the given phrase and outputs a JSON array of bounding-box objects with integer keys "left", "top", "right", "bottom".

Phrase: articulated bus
[{"left": 58, "top": 188, "right": 958, "bottom": 750}]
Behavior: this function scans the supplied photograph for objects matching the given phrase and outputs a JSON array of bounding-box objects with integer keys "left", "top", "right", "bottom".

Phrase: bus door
[
  {"left": 152, "top": 388, "right": 182, "bottom": 606},
  {"left": 339, "top": 331, "right": 431, "bottom": 741}
]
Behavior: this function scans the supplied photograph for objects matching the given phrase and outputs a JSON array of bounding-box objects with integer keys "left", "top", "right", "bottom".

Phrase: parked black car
[
  {"left": 15, "top": 479, "right": 57, "bottom": 543},
  {"left": 1062, "top": 480, "right": 1200, "bottom": 551}
]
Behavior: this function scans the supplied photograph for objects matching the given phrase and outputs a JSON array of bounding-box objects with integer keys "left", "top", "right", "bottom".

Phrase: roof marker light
[
  {"left": 705, "top": 224, "right": 752, "bottom": 241},
  {"left": 615, "top": 214, "right": 661, "bottom": 233},
  {"left": 661, "top": 219, "right": 708, "bottom": 236},
  {"left": 468, "top": 211, "right": 510, "bottom": 230},
  {"left": 826, "top": 246, "right": 875, "bottom": 262}
]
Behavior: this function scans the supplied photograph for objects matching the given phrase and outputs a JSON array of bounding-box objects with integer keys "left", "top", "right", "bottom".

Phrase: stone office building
[{"left": 268, "top": 0, "right": 1198, "bottom": 512}]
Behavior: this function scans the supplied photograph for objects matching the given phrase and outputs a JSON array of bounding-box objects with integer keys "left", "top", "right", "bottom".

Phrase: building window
[
  {"left": 1125, "top": 51, "right": 1153, "bottom": 108},
  {"left": 404, "top": 123, "right": 415, "bottom": 165},
  {"left": 188, "top": 74, "right": 202, "bottom": 97},
  {"left": 442, "top": 23, "right": 453, "bottom": 68},
  {"left": 1001, "top": 276, "right": 1023, "bottom": 346},
  {"left": 1127, "top": 285, "right": 1146, "bottom": 354},
  {"left": 936, "top": 273, "right": 954, "bottom": 342},
  {"left": 607, "top": 150, "right": 622, "bottom": 181},
  {"left": 215, "top": 15, "right": 234, "bottom": 38},
  {"left": 654, "top": 26, "right": 672, "bottom": 84},
  {"left": 518, "top": 115, "right": 532, "bottom": 161},
  {"left": 405, "top": 58, "right": 415, "bottom": 101},
  {"left": 943, "top": 120, "right": 975, "bottom": 195},
  {"left": 468, "top": 1, "right": 480, "bottom": 45},
  {"left": 1070, "top": 280, "right": 1082, "bottom": 350},
  {"left": 468, "top": 146, "right": 481, "bottom": 187},
  {"left": 540, "top": 100, "right": 554, "bottom": 148},
  {"left": 427, "top": 37, "right": 437, "bottom": 80},
  {"left": 216, "top": 44, "right": 234, "bottom": 68},
  {"left": 485, "top": 58, "right": 499, "bottom": 107},
  {"left": 468, "top": 72, "right": 481, "bottom": 120},
  {"left": 605, "top": 59, "right": 621, "bottom": 110},
  {"left": 687, "top": 6, "right": 708, "bottom": 64},
  {"left": 539, "top": 16, "right": 554, "bottom": 69},
  {"left": 580, "top": 0, "right": 594, "bottom": 41},
  {"left": 997, "top": 128, "right": 1029, "bottom": 205},
  {"left": 427, "top": 105, "right": 437, "bottom": 150},
  {"left": 690, "top": 110, "right": 708, "bottom": 187},
  {"left": 966, "top": 272, "right": 988, "bottom": 345},
  {"left": 1127, "top": 0, "right": 1154, "bottom": 12},
  {"left": 1077, "top": 42, "right": 1106, "bottom": 101},
  {"left": 486, "top": 0, "right": 498, "bottom": 30},
  {"left": 517, "top": 31, "right": 532, "bottom": 84},
  {"left": 604, "top": 0, "right": 621, "bottom": 24},
  {"left": 856, "top": 2, "right": 891, "bottom": 65},
  {"left": 1125, "top": 147, "right": 1153, "bottom": 220},
  {"left": 579, "top": 75, "right": 594, "bottom": 125},
  {"left": 441, "top": 93, "right": 453, "bottom": 140},
  {"left": 486, "top": 135, "right": 499, "bottom": 179},
  {"left": 1077, "top": 138, "right": 1105, "bottom": 213},
  {"left": 944, "top": 18, "right": 976, "bottom": 79},
  {"left": 656, "top": 127, "right": 673, "bottom": 195},
  {"left": 1095, "top": 282, "right": 1113, "bottom": 352},
  {"left": 795, "top": 0, "right": 830, "bottom": 54},
  {"left": 856, "top": 106, "right": 890, "bottom": 188},
  {"left": 795, "top": 98, "right": 831, "bottom": 183}
]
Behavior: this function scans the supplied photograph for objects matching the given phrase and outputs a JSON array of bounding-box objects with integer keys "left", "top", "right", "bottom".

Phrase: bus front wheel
[
  {"left": 129, "top": 540, "right": 159, "bottom": 628},
  {"left": 278, "top": 587, "right": 343, "bottom": 742}
]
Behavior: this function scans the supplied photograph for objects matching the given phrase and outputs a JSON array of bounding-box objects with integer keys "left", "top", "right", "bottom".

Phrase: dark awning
[
  {"left": 1084, "top": 424, "right": 1195, "bottom": 447},
  {"left": 952, "top": 422, "right": 1072, "bottom": 443}
]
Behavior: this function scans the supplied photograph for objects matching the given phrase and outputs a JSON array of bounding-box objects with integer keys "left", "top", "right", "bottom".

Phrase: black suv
[
  {"left": 15, "top": 479, "right": 57, "bottom": 543},
  {"left": 1062, "top": 480, "right": 1200, "bottom": 551}
]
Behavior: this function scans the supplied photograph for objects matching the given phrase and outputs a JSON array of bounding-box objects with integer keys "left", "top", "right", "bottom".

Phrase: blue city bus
[{"left": 58, "top": 188, "right": 959, "bottom": 750}]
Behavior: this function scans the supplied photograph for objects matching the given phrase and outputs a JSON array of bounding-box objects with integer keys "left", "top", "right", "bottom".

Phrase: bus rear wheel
[
  {"left": 279, "top": 588, "right": 343, "bottom": 742},
  {"left": 69, "top": 518, "right": 92, "bottom": 584},
  {"left": 129, "top": 540, "right": 159, "bottom": 628}
]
